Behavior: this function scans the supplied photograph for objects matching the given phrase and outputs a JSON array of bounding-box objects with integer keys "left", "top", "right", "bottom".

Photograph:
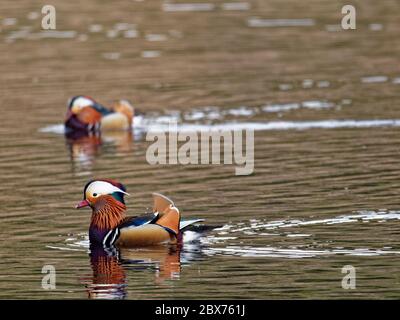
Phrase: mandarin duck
[
  {"left": 76, "top": 179, "right": 205, "bottom": 247},
  {"left": 65, "top": 96, "right": 134, "bottom": 132}
]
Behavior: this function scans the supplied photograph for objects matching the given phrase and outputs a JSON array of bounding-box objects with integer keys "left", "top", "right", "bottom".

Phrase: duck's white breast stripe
[
  {"left": 110, "top": 228, "right": 119, "bottom": 245},
  {"left": 103, "top": 229, "right": 113, "bottom": 246}
]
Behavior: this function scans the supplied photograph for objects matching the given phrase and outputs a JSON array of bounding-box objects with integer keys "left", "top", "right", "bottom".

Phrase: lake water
[{"left": 1, "top": 0, "right": 400, "bottom": 299}]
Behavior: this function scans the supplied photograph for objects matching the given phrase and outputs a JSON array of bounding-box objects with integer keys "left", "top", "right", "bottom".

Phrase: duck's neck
[{"left": 90, "top": 196, "right": 126, "bottom": 231}]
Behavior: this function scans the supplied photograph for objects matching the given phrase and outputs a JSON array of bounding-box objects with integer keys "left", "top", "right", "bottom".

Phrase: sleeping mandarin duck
[
  {"left": 76, "top": 179, "right": 204, "bottom": 247},
  {"left": 65, "top": 96, "right": 134, "bottom": 132}
]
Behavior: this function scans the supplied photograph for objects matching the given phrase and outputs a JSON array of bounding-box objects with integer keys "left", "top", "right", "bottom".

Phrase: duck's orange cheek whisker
[{"left": 76, "top": 199, "right": 90, "bottom": 209}]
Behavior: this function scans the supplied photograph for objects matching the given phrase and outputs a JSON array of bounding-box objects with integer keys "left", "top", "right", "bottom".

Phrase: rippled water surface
[{"left": 1, "top": 0, "right": 400, "bottom": 299}]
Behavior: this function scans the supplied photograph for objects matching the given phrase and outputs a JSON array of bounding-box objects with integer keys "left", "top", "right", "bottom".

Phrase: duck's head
[
  {"left": 67, "top": 96, "right": 96, "bottom": 117},
  {"left": 76, "top": 179, "right": 129, "bottom": 211}
]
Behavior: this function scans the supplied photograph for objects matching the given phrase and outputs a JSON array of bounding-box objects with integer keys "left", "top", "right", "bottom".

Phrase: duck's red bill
[{"left": 76, "top": 199, "right": 90, "bottom": 209}]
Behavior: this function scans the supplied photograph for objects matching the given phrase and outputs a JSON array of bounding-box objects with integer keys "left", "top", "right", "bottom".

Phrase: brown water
[{"left": 1, "top": 0, "right": 400, "bottom": 299}]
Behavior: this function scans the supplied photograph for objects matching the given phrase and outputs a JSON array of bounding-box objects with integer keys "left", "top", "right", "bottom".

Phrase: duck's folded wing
[
  {"left": 93, "top": 102, "right": 113, "bottom": 115},
  {"left": 118, "top": 212, "right": 159, "bottom": 228}
]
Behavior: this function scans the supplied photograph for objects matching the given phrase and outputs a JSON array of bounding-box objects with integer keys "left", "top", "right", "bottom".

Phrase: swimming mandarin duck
[
  {"left": 76, "top": 179, "right": 204, "bottom": 247},
  {"left": 65, "top": 96, "right": 134, "bottom": 132}
]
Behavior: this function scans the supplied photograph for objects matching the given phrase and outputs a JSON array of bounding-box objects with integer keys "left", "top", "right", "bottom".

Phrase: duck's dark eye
[{"left": 93, "top": 193, "right": 98, "bottom": 197}]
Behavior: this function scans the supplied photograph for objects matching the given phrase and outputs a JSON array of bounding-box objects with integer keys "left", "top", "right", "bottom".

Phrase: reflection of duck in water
[
  {"left": 84, "top": 245, "right": 127, "bottom": 299},
  {"left": 84, "top": 242, "right": 202, "bottom": 299},
  {"left": 65, "top": 132, "right": 102, "bottom": 167},
  {"left": 120, "top": 245, "right": 182, "bottom": 282},
  {"left": 65, "top": 96, "right": 134, "bottom": 132},
  {"left": 65, "top": 130, "right": 133, "bottom": 169},
  {"left": 75, "top": 179, "right": 207, "bottom": 247}
]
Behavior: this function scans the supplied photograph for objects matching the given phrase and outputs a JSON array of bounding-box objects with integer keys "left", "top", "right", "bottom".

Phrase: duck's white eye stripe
[
  {"left": 86, "top": 181, "right": 129, "bottom": 197},
  {"left": 73, "top": 97, "right": 94, "bottom": 108}
]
